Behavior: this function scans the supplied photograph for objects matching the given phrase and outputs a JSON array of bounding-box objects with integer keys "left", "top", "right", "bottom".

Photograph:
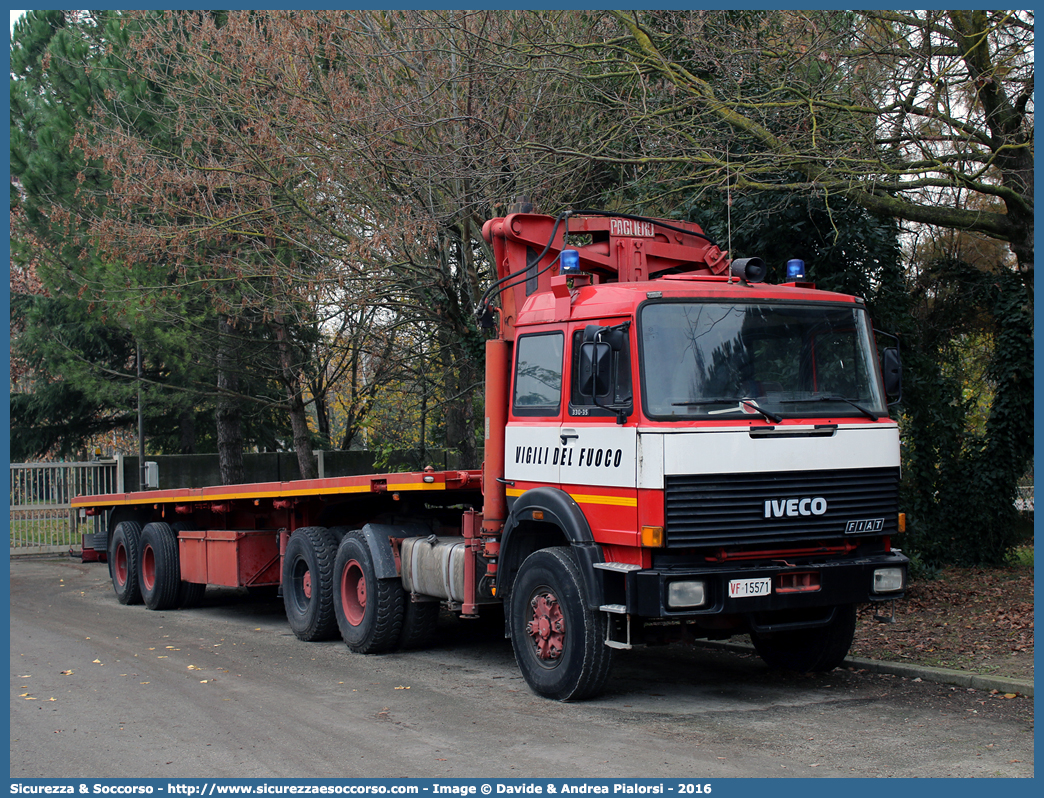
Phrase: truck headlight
[
  {"left": 873, "top": 567, "right": 904, "bottom": 593},
  {"left": 667, "top": 580, "right": 706, "bottom": 608}
]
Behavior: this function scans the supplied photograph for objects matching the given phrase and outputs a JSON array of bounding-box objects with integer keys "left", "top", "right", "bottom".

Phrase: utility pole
[{"left": 137, "top": 341, "right": 145, "bottom": 490}]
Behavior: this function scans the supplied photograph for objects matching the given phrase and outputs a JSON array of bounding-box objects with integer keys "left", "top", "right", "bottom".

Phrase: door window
[{"left": 512, "top": 333, "right": 564, "bottom": 416}]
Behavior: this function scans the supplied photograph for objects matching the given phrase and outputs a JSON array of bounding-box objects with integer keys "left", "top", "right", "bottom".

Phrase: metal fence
[
  {"left": 10, "top": 460, "right": 122, "bottom": 554},
  {"left": 1015, "top": 483, "right": 1035, "bottom": 512}
]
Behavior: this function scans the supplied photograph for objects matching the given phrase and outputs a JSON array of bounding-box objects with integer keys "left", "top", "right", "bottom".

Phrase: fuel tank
[{"left": 400, "top": 535, "right": 467, "bottom": 602}]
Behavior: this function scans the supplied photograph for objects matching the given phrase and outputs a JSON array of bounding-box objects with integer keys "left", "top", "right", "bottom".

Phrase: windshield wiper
[
  {"left": 738, "top": 400, "right": 783, "bottom": 424},
  {"left": 781, "top": 396, "right": 879, "bottom": 421},
  {"left": 672, "top": 398, "right": 783, "bottom": 424},
  {"left": 672, "top": 397, "right": 738, "bottom": 406}
]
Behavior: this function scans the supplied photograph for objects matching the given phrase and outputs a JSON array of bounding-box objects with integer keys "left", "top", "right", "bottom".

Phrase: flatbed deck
[{"left": 71, "top": 468, "right": 485, "bottom": 510}]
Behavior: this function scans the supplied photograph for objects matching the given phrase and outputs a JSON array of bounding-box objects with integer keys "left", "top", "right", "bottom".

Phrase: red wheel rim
[
  {"left": 527, "top": 591, "right": 565, "bottom": 660},
  {"left": 114, "top": 542, "right": 128, "bottom": 587},
  {"left": 340, "top": 560, "right": 366, "bottom": 626},
  {"left": 302, "top": 569, "right": 312, "bottom": 600},
  {"left": 141, "top": 545, "right": 155, "bottom": 591}
]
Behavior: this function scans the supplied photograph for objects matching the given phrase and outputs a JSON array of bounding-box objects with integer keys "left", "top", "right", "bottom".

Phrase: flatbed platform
[{"left": 71, "top": 468, "right": 485, "bottom": 510}]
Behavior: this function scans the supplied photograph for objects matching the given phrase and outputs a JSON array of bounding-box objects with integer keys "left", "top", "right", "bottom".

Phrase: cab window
[{"left": 512, "top": 332, "right": 564, "bottom": 416}]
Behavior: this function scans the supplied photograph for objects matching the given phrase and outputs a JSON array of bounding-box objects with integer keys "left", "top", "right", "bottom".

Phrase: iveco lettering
[{"left": 764, "top": 498, "right": 828, "bottom": 518}]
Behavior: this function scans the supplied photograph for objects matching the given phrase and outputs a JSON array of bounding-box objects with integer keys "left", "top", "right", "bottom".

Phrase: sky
[{"left": 10, "top": 8, "right": 24, "bottom": 34}]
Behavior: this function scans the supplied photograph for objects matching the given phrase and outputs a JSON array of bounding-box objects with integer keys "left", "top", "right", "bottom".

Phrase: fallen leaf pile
[{"left": 851, "top": 557, "right": 1034, "bottom": 680}]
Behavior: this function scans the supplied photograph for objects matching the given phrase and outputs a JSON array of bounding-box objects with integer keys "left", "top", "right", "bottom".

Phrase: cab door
[
  {"left": 504, "top": 329, "right": 567, "bottom": 488},
  {"left": 558, "top": 321, "right": 638, "bottom": 545}
]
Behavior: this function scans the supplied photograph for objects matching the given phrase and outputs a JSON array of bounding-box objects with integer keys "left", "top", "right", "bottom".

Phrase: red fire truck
[{"left": 72, "top": 210, "right": 907, "bottom": 700}]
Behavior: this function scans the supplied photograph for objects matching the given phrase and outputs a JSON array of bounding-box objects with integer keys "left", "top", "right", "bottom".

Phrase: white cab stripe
[{"left": 640, "top": 425, "right": 900, "bottom": 488}]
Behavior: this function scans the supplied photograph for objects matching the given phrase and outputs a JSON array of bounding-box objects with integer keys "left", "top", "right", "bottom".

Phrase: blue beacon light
[
  {"left": 560, "top": 249, "right": 581, "bottom": 275},
  {"left": 786, "top": 259, "right": 806, "bottom": 281}
]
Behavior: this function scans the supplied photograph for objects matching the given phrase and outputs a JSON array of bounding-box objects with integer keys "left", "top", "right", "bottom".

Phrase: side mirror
[
  {"left": 604, "top": 327, "right": 628, "bottom": 351},
  {"left": 578, "top": 341, "right": 612, "bottom": 398},
  {"left": 583, "top": 323, "right": 627, "bottom": 352},
  {"left": 882, "top": 347, "right": 902, "bottom": 404}
]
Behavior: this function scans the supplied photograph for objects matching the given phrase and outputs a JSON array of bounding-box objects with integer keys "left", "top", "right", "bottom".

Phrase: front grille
[{"left": 664, "top": 467, "right": 900, "bottom": 549}]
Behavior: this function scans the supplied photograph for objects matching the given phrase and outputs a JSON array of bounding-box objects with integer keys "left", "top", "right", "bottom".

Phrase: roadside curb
[
  {"left": 9, "top": 547, "right": 82, "bottom": 559},
  {"left": 697, "top": 639, "right": 1034, "bottom": 697},
  {"left": 842, "top": 654, "right": 1034, "bottom": 697}
]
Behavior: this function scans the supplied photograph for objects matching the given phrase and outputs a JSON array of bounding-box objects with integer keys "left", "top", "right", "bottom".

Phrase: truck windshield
[{"left": 640, "top": 301, "right": 887, "bottom": 419}]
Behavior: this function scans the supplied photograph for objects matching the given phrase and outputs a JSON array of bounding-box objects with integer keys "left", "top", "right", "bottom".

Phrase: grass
[{"left": 1012, "top": 544, "right": 1034, "bottom": 568}]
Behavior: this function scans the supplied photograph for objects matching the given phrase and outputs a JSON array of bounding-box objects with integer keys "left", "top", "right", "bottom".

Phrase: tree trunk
[
  {"left": 215, "top": 317, "right": 245, "bottom": 485},
  {"left": 311, "top": 381, "right": 331, "bottom": 450},
  {"left": 274, "top": 321, "right": 317, "bottom": 481},
  {"left": 287, "top": 386, "right": 316, "bottom": 480},
  {"left": 442, "top": 341, "right": 481, "bottom": 469}
]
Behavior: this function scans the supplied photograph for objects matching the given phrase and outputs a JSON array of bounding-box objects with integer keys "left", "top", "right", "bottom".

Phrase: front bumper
[{"left": 600, "top": 551, "right": 909, "bottom": 620}]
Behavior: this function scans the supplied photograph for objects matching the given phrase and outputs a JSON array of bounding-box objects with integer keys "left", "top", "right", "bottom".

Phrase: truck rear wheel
[
  {"left": 171, "top": 522, "right": 206, "bottom": 608},
  {"left": 109, "top": 521, "right": 143, "bottom": 605},
  {"left": 750, "top": 604, "right": 857, "bottom": 672},
  {"left": 333, "top": 531, "right": 405, "bottom": 654},
  {"left": 509, "top": 547, "right": 612, "bottom": 701},
  {"left": 179, "top": 581, "right": 207, "bottom": 608},
  {"left": 282, "top": 526, "right": 338, "bottom": 641},
  {"left": 140, "top": 522, "right": 181, "bottom": 611}
]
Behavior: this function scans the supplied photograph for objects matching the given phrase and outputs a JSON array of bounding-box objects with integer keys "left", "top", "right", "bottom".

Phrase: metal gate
[{"left": 9, "top": 460, "right": 122, "bottom": 555}]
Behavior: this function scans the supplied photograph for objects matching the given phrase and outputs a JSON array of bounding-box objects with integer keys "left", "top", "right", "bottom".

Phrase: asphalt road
[{"left": 9, "top": 557, "right": 1034, "bottom": 779}]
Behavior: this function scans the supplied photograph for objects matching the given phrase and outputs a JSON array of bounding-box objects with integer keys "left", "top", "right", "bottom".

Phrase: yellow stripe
[
  {"left": 386, "top": 482, "right": 446, "bottom": 492},
  {"left": 271, "top": 485, "right": 370, "bottom": 498},
  {"left": 570, "top": 493, "right": 637, "bottom": 507},
  {"left": 505, "top": 487, "right": 637, "bottom": 508}
]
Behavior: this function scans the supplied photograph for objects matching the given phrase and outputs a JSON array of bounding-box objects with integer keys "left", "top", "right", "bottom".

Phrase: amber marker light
[
  {"left": 898, "top": 513, "right": 906, "bottom": 533},
  {"left": 641, "top": 525, "right": 665, "bottom": 547}
]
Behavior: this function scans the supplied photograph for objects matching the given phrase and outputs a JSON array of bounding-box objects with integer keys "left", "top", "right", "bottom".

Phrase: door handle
[{"left": 560, "top": 430, "right": 579, "bottom": 445}]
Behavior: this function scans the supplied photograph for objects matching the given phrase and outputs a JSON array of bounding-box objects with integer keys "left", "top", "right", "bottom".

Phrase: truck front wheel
[
  {"left": 333, "top": 531, "right": 404, "bottom": 654},
  {"left": 282, "top": 526, "right": 338, "bottom": 641},
  {"left": 750, "top": 604, "right": 857, "bottom": 672},
  {"left": 139, "top": 522, "right": 181, "bottom": 611},
  {"left": 509, "top": 547, "right": 613, "bottom": 701},
  {"left": 109, "top": 521, "right": 143, "bottom": 605}
]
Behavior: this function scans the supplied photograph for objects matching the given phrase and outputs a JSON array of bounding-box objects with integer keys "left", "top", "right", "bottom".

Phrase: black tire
[
  {"left": 179, "top": 581, "right": 207, "bottom": 609},
  {"left": 398, "top": 599, "right": 440, "bottom": 650},
  {"left": 109, "top": 521, "right": 143, "bottom": 605},
  {"left": 139, "top": 522, "right": 182, "bottom": 611},
  {"left": 282, "top": 526, "right": 339, "bottom": 641},
  {"left": 326, "top": 525, "right": 350, "bottom": 545},
  {"left": 333, "top": 530, "right": 405, "bottom": 653},
  {"left": 750, "top": 604, "right": 857, "bottom": 672},
  {"left": 246, "top": 585, "right": 280, "bottom": 601},
  {"left": 509, "top": 547, "right": 613, "bottom": 701},
  {"left": 170, "top": 523, "right": 205, "bottom": 608}
]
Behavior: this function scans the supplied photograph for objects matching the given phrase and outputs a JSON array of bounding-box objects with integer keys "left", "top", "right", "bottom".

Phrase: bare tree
[
  {"left": 81, "top": 10, "right": 615, "bottom": 469},
  {"left": 560, "top": 10, "right": 1032, "bottom": 289}
]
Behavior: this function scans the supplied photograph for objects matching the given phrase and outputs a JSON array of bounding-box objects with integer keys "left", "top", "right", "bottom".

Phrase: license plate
[{"left": 728, "top": 577, "right": 772, "bottom": 598}]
